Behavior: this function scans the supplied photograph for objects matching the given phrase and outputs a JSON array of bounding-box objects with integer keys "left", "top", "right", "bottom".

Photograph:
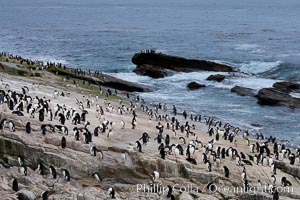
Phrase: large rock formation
[
  {"left": 256, "top": 81, "right": 300, "bottom": 107},
  {"left": 257, "top": 88, "right": 300, "bottom": 107},
  {"left": 187, "top": 82, "right": 206, "bottom": 90},
  {"left": 231, "top": 86, "right": 257, "bottom": 97},
  {"left": 132, "top": 52, "right": 234, "bottom": 78}
]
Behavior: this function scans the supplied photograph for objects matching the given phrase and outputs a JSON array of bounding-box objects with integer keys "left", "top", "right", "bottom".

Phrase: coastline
[{"left": 0, "top": 53, "right": 300, "bottom": 199}]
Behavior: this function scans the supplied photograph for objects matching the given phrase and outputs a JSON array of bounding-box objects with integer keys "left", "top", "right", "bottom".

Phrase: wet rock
[
  {"left": 132, "top": 65, "right": 170, "bottom": 79},
  {"left": 187, "top": 82, "right": 206, "bottom": 90},
  {"left": 231, "top": 86, "right": 257, "bottom": 97},
  {"left": 273, "top": 81, "right": 300, "bottom": 93},
  {"left": 207, "top": 74, "right": 226, "bottom": 82},
  {"left": 132, "top": 53, "right": 234, "bottom": 78},
  {"left": 257, "top": 88, "right": 300, "bottom": 107}
]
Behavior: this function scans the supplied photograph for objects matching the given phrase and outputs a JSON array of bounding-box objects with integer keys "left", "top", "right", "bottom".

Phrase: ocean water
[{"left": 1, "top": 0, "right": 300, "bottom": 145}]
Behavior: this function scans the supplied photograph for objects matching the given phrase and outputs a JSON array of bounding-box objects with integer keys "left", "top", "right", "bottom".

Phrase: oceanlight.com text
[{"left": 136, "top": 183, "right": 294, "bottom": 196}]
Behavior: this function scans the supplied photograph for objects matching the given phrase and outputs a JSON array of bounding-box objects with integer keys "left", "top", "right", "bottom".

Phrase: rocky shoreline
[
  {"left": 0, "top": 55, "right": 150, "bottom": 93},
  {"left": 0, "top": 57, "right": 300, "bottom": 200},
  {"left": 130, "top": 52, "right": 300, "bottom": 108}
]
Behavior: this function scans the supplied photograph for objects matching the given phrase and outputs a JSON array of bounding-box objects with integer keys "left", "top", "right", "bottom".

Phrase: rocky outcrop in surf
[
  {"left": 272, "top": 82, "right": 300, "bottom": 93},
  {"left": 206, "top": 74, "right": 227, "bottom": 82},
  {"left": 187, "top": 82, "right": 206, "bottom": 90},
  {"left": 231, "top": 86, "right": 257, "bottom": 97},
  {"left": 257, "top": 81, "right": 300, "bottom": 107},
  {"left": 132, "top": 52, "right": 234, "bottom": 79}
]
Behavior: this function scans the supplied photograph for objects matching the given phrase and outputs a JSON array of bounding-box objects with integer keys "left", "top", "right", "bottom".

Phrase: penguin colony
[{"left": 0, "top": 75, "right": 299, "bottom": 200}]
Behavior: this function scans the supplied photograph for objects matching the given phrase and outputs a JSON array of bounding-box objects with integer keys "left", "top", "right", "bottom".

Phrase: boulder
[
  {"left": 273, "top": 81, "right": 300, "bottom": 92},
  {"left": 17, "top": 190, "right": 36, "bottom": 200},
  {"left": 132, "top": 65, "right": 169, "bottom": 79},
  {"left": 132, "top": 52, "right": 234, "bottom": 78},
  {"left": 231, "top": 86, "right": 257, "bottom": 97},
  {"left": 257, "top": 88, "right": 300, "bottom": 107},
  {"left": 206, "top": 74, "right": 226, "bottom": 82},
  {"left": 187, "top": 82, "right": 206, "bottom": 90}
]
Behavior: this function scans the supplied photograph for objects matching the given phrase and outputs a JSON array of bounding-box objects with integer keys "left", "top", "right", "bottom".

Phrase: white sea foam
[
  {"left": 109, "top": 72, "right": 152, "bottom": 84},
  {"left": 112, "top": 71, "right": 277, "bottom": 91},
  {"left": 228, "top": 76, "right": 277, "bottom": 90},
  {"left": 290, "top": 92, "right": 300, "bottom": 98},
  {"left": 235, "top": 44, "right": 263, "bottom": 53},
  {"left": 237, "top": 60, "right": 282, "bottom": 74}
]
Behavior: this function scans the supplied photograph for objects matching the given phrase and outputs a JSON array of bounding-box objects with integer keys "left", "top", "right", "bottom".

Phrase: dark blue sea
[{"left": 1, "top": 0, "right": 300, "bottom": 145}]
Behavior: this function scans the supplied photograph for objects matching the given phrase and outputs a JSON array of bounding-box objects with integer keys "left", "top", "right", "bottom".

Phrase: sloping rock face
[
  {"left": 207, "top": 74, "right": 227, "bottom": 82},
  {"left": 0, "top": 130, "right": 225, "bottom": 199},
  {"left": 0, "top": 61, "right": 151, "bottom": 92},
  {"left": 132, "top": 53, "right": 234, "bottom": 78},
  {"left": 274, "top": 161, "right": 300, "bottom": 179},
  {"left": 187, "top": 82, "right": 206, "bottom": 90},
  {"left": 231, "top": 86, "right": 257, "bottom": 97}
]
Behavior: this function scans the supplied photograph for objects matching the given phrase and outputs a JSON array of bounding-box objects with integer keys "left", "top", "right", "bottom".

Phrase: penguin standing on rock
[
  {"left": 223, "top": 166, "right": 230, "bottom": 178},
  {"left": 272, "top": 187, "right": 279, "bottom": 200},
  {"left": 166, "top": 185, "right": 173, "bottom": 198},
  {"left": 271, "top": 163, "right": 276, "bottom": 175},
  {"left": 12, "top": 179, "right": 18, "bottom": 192},
  {"left": 41, "top": 191, "right": 49, "bottom": 200},
  {"left": 271, "top": 175, "right": 276, "bottom": 184},
  {"left": 151, "top": 171, "right": 160, "bottom": 183},
  {"left": 120, "top": 120, "right": 125, "bottom": 129},
  {"left": 154, "top": 133, "right": 164, "bottom": 144},
  {"left": 62, "top": 169, "right": 70, "bottom": 181},
  {"left": 39, "top": 110, "right": 44, "bottom": 122},
  {"left": 20, "top": 165, "right": 27, "bottom": 176},
  {"left": 108, "top": 187, "right": 115, "bottom": 199},
  {"left": 61, "top": 136, "right": 66, "bottom": 148},
  {"left": 74, "top": 128, "right": 80, "bottom": 140},
  {"left": 0, "top": 119, "right": 7, "bottom": 130},
  {"left": 135, "top": 141, "right": 142, "bottom": 152},
  {"left": 49, "top": 166, "right": 57, "bottom": 179},
  {"left": 281, "top": 177, "right": 292, "bottom": 186},
  {"left": 8, "top": 121, "right": 15, "bottom": 132},
  {"left": 25, "top": 122, "right": 31, "bottom": 134},
  {"left": 160, "top": 147, "right": 166, "bottom": 160},
  {"left": 139, "top": 132, "right": 150, "bottom": 145},
  {"left": 37, "top": 162, "right": 45, "bottom": 175},
  {"left": 165, "top": 134, "right": 170, "bottom": 146},
  {"left": 18, "top": 156, "right": 24, "bottom": 167},
  {"left": 92, "top": 172, "right": 102, "bottom": 182},
  {"left": 121, "top": 152, "right": 126, "bottom": 160},
  {"left": 58, "top": 113, "right": 65, "bottom": 125},
  {"left": 289, "top": 154, "right": 296, "bottom": 165},
  {"left": 206, "top": 161, "right": 212, "bottom": 172},
  {"left": 90, "top": 145, "right": 97, "bottom": 156}
]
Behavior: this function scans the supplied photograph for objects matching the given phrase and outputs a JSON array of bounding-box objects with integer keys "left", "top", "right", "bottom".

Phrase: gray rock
[
  {"left": 231, "top": 86, "right": 257, "bottom": 97},
  {"left": 257, "top": 88, "right": 300, "bottom": 107},
  {"left": 132, "top": 53, "right": 234, "bottom": 78},
  {"left": 273, "top": 81, "right": 300, "bottom": 92},
  {"left": 207, "top": 74, "right": 226, "bottom": 82},
  {"left": 187, "top": 82, "right": 206, "bottom": 90}
]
